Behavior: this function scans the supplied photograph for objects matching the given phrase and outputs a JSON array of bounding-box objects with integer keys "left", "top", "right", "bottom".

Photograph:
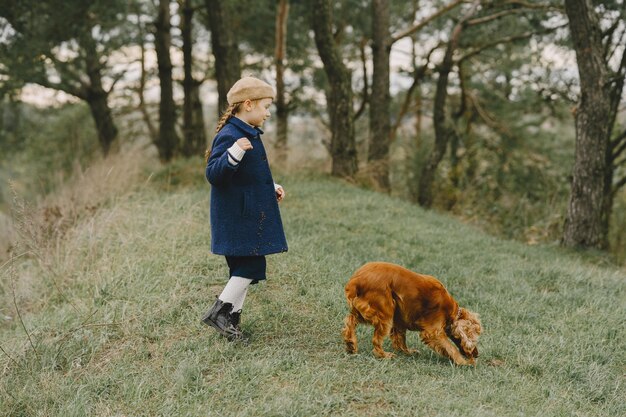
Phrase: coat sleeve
[{"left": 205, "top": 133, "right": 239, "bottom": 186}]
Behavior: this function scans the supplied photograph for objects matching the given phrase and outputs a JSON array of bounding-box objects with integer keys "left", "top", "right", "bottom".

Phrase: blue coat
[{"left": 206, "top": 117, "right": 288, "bottom": 256}]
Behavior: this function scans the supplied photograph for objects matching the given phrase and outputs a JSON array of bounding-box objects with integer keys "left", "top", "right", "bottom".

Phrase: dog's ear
[
  {"left": 459, "top": 309, "right": 482, "bottom": 334},
  {"left": 450, "top": 308, "right": 482, "bottom": 358},
  {"left": 450, "top": 319, "right": 471, "bottom": 351},
  {"left": 459, "top": 308, "right": 481, "bottom": 327}
]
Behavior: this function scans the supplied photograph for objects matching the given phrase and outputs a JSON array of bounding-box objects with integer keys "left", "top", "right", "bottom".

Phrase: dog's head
[{"left": 449, "top": 308, "right": 482, "bottom": 361}]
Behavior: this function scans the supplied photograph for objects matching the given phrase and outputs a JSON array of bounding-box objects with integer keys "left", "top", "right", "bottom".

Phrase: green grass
[{"left": 1, "top": 163, "right": 625, "bottom": 417}]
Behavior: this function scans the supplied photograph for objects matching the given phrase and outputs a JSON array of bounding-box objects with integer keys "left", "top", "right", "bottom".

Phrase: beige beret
[{"left": 227, "top": 76, "right": 276, "bottom": 105}]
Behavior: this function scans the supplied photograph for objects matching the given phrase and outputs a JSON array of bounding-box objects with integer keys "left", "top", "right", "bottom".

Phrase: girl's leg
[
  {"left": 231, "top": 285, "right": 248, "bottom": 312},
  {"left": 219, "top": 276, "right": 252, "bottom": 307},
  {"left": 204, "top": 256, "right": 263, "bottom": 338},
  {"left": 223, "top": 276, "right": 250, "bottom": 329},
  {"left": 202, "top": 276, "right": 251, "bottom": 340}
]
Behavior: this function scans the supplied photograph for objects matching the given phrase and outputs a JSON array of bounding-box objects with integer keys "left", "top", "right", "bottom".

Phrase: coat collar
[{"left": 228, "top": 116, "right": 264, "bottom": 137}]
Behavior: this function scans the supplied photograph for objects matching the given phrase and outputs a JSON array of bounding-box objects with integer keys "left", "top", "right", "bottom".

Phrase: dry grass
[
  {"left": 0, "top": 146, "right": 156, "bottom": 321},
  {"left": 0, "top": 212, "right": 15, "bottom": 263}
]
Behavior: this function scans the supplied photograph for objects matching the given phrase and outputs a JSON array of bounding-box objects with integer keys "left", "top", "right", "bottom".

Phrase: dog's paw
[
  {"left": 374, "top": 350, "right": 395, "bottom": 359},
  {"left": 454, "top": 357, "right": 475, "bottom": 366}
]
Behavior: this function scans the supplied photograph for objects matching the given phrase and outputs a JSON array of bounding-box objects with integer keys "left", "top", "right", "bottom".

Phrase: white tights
[{"left": 218, "top": 276, "right": 252, "bottom": 312}]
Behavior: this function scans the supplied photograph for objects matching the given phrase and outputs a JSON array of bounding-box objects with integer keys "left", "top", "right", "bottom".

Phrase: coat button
[{"left": 262, "top": 155, "right": 267, "bottom": 161}]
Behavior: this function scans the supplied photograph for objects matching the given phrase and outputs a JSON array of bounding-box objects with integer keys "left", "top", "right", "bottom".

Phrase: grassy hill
[{"left": 1, "top": 156, "right": 624, "bottom": 416}]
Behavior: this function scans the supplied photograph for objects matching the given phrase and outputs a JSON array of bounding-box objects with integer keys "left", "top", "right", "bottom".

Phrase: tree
[
  {"left": 274, "top": 0, "right": 290, "bottom": 165},
  {"left": 418, "top": 1, "right": 480, "bottom": 207},
  {"left": 562, "top": 0, "right": 626, "bottom": 249},
  {"left": 311, "top": 0, "right": 358, "bottom": 177},
  {"left": 367, "top": 0, "right": 392, "bottom": 191},
  {"left": 133, "top": 2, "right": 158, "bottom": 144},
  {"left": 154, "top": 0, "right": 180, "bottom": 162},
  {"left": 179, "top": 0, "right": 207, "bottom": 158},
  {"left": 411, "top": 0, "right": 564, "bottom": 208},
  {"left": 367, "top": 0, "right": 465, "bottom": 192},
  {"left": 0, "top": 0, "right": 127, "bottom": 156},
  {"left": 204, "top": 0, "right": 241, "bottom": 116}
]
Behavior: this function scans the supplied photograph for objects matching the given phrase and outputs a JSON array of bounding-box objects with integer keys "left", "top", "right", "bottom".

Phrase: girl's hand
[
  {"left": 275, "top": 185, "right": 286, "bottom": 202},
  {"left": 236, "top": 138, "right": 253, "bottom": 150}
]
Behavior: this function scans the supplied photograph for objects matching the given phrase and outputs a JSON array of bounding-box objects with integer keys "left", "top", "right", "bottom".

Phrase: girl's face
[{"left": 239, "top": 98, "right": 273, "bottom": 127}]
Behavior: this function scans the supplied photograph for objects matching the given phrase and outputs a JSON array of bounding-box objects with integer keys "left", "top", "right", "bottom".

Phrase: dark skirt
[{"left": 225, "top": 255, "right": 266, "bottom": 284}]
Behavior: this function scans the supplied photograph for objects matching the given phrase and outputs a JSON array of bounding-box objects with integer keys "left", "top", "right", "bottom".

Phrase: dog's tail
[
  {"left": 345, "top": 281, "right": 365, "bottom": 321},
  {"left": 344, "top": 281, "right": 358, "bottom": 314},
  {"left": 344, "top": 280, "right": 358, "bottom": 303}
]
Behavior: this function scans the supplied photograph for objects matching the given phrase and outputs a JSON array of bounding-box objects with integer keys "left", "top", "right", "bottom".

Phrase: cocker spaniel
[{"left": 342, "top": 262, "right": 482, "bottom": 365}]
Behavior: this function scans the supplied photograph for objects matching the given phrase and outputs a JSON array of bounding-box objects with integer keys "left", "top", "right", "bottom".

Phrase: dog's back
[
  {"left": 345, "top": 262, "right": 455, "bottom": 329},
  {"left": 345, "top": 262, "right": 448, "bottom": 301}
]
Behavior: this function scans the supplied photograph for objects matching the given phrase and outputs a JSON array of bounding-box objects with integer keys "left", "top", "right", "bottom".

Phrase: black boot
[
  {"left": 231, "top": 310, "right": 242, "bottom": 331},
  {"left": 229, "top": 310, "right": 248, "bottom": 343},
  {"left": 201, "top": 298, "right": 244, "bottom": 341}
]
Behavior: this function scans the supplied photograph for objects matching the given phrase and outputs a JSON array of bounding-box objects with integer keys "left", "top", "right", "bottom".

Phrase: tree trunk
[
  {"left": 274, "top": 0, "right": 290, "bottom": 167},
  {"left": 191, "top": 79, "right": 207, "bottom": 154},
  {"left": 180, "top": 0, "right": 206, "bottom": 157},
  {"left": 82, "top": 33, "right": 118, "bottom": 156},
  {"left": 205, "top": 0, "right": 241, "bottom": 115},
  {"left": 414, "top": 88, "right": 422, "bottom": 149},
  {"left": 85, "top": 92, "right": 118, "bottom": 157},
  {"left": 562, "top": 0, "right": 612, "bottom": 249},
  {"left": 417, "top": 2, "right": 479, "bottom": 207},
  {"left": 411, "top": 13, "right": 422, "bottom": 153},
  {"left": 450, "top": 64, "right": 469, "bottom": 188},
  {"left": 137, "top": 21, "right": 158, "bottom": 144},
  {"left": 368, "top": 0, "right": 392, "bottom": 192},
  {"left": 154, "top": 0, "right": 180, "bottom": 162},
  {"left": 417, "top": 24, "right": 462, "bottom": 207},
  {"left": 181, "top": 0, "right": 193, "bottom": 157},
  {"left": 604, "top": 48, "right": 626, "bottom": 244},
  {"left": 311, "top": 0, "right": 358, "bottom": 178}
]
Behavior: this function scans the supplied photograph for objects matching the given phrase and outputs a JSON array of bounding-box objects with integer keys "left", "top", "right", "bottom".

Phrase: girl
[{"left": 202, "top": 77, "right": 288, "bottom": 341}]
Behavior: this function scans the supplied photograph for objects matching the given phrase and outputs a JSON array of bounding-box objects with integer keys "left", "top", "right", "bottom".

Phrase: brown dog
[{"left": 342, "top": 262, "right": 481, "bottom": 365}]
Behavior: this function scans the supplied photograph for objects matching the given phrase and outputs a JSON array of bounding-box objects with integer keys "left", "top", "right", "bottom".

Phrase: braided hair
[{"left": 204, "top": 103, "right": 243, "bottom": 162}]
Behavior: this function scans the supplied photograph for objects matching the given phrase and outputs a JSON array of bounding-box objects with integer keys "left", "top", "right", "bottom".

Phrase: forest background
[
  {"left": 0, "top": 1, "right": 625, "bottom": 415},
  {"left": 0, "top": 0, "right": 625, "bottom": 264}
]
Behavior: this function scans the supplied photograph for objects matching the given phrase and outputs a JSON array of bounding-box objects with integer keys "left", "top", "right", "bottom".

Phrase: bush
[{"left": 0, "top": 102, "right": 99, "bottom": 203}]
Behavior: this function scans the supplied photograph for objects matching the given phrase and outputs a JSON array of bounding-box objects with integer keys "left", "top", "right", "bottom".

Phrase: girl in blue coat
[{"left": 201, "top": 77, "right": 288, "bottom": 341}]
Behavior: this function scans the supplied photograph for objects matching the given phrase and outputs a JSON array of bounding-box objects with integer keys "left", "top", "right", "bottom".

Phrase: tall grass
[
  {"left": 0, "top": 146, "right": 156, "bottom": 324},
  {"left": 0, "top": 156, "right": 624, "bottom": 416}
]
